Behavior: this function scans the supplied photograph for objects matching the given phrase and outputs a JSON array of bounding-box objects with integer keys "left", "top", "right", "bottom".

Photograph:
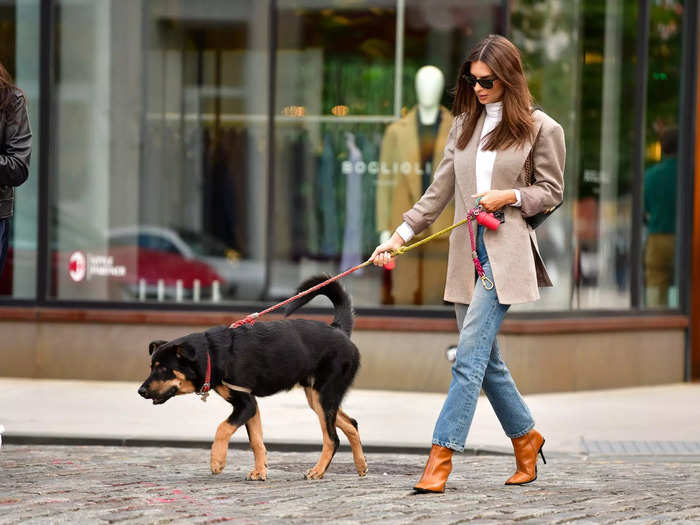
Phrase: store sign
[
  {"left": 69, "top": 251, "right": 87, "bottom": 282},
  {"left": 68, "top": 251, "right": 126, "bottom": 282},
  {"left": 341, "top": 160, "right": 433, "bottom": 176}
]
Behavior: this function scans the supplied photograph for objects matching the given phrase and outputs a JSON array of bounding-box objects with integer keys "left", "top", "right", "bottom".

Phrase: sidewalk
[{"left": 1, "top": 377, "right": 699, "bottom": 455}]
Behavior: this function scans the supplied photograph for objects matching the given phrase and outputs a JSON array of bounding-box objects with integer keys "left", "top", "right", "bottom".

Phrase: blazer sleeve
[
  {"left": 519, "top": 122, "right": 565, "bottom": 218},
  {"left": 401, "top": 117, "right": 458, "bottom": 234},
  {"left": 0, "top": 91, "right": 32, "bottom": 187}
]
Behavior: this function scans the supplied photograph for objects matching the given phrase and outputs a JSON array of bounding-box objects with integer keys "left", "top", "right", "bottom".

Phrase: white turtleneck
[{"left": 395, "top": 100, "right": 521, "bottom": 243}]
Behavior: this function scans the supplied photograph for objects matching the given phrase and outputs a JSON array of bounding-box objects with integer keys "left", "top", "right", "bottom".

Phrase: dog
[{"left": 137, "top": 275, "right": 367, "bottom": 481}]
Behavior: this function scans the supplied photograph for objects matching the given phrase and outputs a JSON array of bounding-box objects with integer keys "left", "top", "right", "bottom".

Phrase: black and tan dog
[{"left": 137, "top": 275, "right": 367, "bottom": 481}]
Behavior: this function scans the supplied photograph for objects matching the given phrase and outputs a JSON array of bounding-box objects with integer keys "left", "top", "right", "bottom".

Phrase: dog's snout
[{"left": 138, "top": 385, "right": 150, "bottom": 398}]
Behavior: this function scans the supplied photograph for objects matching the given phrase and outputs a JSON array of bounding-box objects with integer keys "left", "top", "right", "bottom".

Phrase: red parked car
[{"left": 0, "top": 243, "right": 228, "bottom": 302}]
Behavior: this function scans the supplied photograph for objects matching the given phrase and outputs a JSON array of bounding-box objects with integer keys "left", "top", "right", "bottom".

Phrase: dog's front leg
[
  {"left": 244, "top": 405, "right": 268, "bottom": 481},
  {"left": 210, "top": 390, "right": 256, "bottom": 475}
]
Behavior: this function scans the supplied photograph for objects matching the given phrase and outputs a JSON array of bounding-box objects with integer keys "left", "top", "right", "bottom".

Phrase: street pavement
[
  {"left": 2, "top": 379, "right": 700, "bottom": 455},
  {"left": 2, "top": 379, "right": 700, "bottom": 523},
  {"left": 2, "top": 445, "right": 699, "bottom": 524}
]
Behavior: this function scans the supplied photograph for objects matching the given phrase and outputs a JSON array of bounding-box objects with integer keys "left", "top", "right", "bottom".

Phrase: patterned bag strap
[
  {"left": 525, "top": 107, "right": 542, "bottom": 186},
  {"left": 524, "top": 142, "right": 535, "bottom": 186}
]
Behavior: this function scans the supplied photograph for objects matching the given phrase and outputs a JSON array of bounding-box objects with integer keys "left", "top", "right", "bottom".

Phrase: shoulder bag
[{"left": 522, "top": 135, "right": 562, "bottom": 229}]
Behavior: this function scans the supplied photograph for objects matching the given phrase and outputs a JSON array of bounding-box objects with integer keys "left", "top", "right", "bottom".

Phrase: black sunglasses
[{"left": 462, "top": 74, "right": 496, "bottom": 89}]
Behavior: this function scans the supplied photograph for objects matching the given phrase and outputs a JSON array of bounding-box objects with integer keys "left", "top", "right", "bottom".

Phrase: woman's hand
[
  {"left": 370, "top": 232, "right": 405, "bottom": 267},
  {"left": 472, "top": 190, "right": 517, "bottom": 212}
]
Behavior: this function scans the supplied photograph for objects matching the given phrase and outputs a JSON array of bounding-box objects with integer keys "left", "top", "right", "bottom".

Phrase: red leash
[
  {"left": 231, "top": 261, "right": 372, "bottom": 329},
  {"left": 231, "top": 206, "right": 498, "bottom": 328}
]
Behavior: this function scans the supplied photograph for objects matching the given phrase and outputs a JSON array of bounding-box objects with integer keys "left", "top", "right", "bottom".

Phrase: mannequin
[
  {"left": 415, "top": 65, "right": 444, "bottom": 126},
  {"left": 379, "top": 66, "right": 446, "bottom": 243},
  {"left": 375, "top": 66, "right": 454, "bottom": 305}
]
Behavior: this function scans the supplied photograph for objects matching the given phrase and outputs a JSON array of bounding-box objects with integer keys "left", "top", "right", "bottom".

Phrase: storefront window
[
  {"left": 270, "top": 0, "right": 504, "bottom": 307},
  {"left": 44, "top": 0, "right": 689, "bottom": 312},
  {"left": 0, "top": 0, "right": 40, "bottom": 299},
  {"left": 50, "top": 0, "right": 269, "bottom": 303},
  {"left": 641, "top": 0, "right": 684, "bottom": 309}
]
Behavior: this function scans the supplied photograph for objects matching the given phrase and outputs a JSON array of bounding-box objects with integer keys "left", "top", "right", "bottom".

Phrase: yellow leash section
[
  {"left": 391, "top": 217, "right": 470, "bottom": 257},
  {"left": 232, "top": 216, "right": 474, "bottom": 328}
]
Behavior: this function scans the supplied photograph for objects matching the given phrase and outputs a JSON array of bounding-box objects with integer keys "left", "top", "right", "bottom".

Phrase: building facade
[{"left": 1, "top": 0, "right": 697, "bottom": 392}]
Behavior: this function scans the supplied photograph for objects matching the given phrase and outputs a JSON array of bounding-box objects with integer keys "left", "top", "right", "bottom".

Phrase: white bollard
[
  {"left": 193, "top": 279, "right": 201, "bottom": 302},
  {"left": 157, "top": 279, "right": 165, "bottom": 302},
  {"left": 176, "top": 279, "right": 183, "bottom": 303},
  {"left": 138, "top": 278, "right": 146, "bottom": 301},
  {"left": 212, "top": 280, "right": 221, "bottom": 303}
]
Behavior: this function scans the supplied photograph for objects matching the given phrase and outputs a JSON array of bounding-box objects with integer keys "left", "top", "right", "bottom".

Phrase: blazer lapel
[
  {"left": 491, "top": 117, "right": 544, "bottom": 189},
  {"left": 455, "top": 112, "right": 485, "bottom": 209}
]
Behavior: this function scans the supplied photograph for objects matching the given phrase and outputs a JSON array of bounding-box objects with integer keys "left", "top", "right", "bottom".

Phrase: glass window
[
  {"left": 44, "top": 0, "right": 690, "bottom": 313},
  {"left": 0, "top": 0, "right": 39, "bottom": 299},
  {"left": 514, "top": 0, "right": 685, "bottom": 312},
  {"left": 510, "top": 0, "right": 671, "bottom": 312},
  {"left": 50, "top": 0, "right": 269, "bottom": 303},
  {"left": 271, "top": 0, "right": 504, "bottom": 308},
  {"left": 641, "top": 0, "right": 684, "bottom": 309}
]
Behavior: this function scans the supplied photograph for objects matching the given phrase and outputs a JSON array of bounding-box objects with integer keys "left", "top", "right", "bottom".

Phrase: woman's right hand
[{"left": 370, "top": 232, "right": 405, "bottom": 267}]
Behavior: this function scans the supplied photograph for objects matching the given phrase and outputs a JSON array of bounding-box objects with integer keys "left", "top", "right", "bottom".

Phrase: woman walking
[
  {"left": 370, "top": 34, "right": 565, "bottom": 493},
  {"left": 0, "top": 60, "right": 32, "bottom": 277}
]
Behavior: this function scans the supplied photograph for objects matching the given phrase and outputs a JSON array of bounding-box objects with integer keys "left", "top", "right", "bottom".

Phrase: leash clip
[
  {"left": 480, "top": 275, "right": 495, "bottom": 290},
  {"left": 199, "top": 389, "right": 210, "bottom": 403}
]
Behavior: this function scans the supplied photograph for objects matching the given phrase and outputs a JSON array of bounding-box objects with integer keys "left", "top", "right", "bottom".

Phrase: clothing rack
[{"left": 145, "top": 112, "right": 398, "bottom": 125}]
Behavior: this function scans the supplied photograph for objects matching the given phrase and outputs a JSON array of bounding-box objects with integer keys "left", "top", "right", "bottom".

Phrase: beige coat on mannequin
[
  {"left": 402, "top": 109, "right": 566, "bottom": 305},
  {"left": 376, "top": 106, "right": 455, "bottom": 304}
]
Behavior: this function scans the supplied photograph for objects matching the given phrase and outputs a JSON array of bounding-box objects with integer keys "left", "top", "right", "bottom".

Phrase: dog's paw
[
  {"left": 356, "top": 459, "right": 368, "bottom": 477},
  {"left": 210, "top": 459, "right": 226, "bottom": 475},
  {"left": 246, "top": 467, "right": 268, "bottom": 481},
  {"left": 304, "top": 467, "right": 325, "bottom": 480}
]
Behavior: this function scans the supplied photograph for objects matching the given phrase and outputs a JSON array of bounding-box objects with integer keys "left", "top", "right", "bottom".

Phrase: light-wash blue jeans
[{"left": 432, "top": 226, "right": 534, "bottom": 451}]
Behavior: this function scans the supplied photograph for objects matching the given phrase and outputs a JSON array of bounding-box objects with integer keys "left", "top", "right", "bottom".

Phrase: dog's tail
[{"left": 284, "top": 274, "right": 354, "bottom": 337}]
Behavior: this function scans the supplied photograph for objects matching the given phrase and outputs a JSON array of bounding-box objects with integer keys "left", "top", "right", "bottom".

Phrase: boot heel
[{"left": 539, "top": 444, "right": 547, "bottom": 465}]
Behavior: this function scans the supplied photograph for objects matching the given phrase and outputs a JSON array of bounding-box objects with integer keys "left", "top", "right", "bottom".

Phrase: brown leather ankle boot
[
  {"left": 505, "top": 429, "right": 546, "bottom": 485},
  {"left": 413, "top": 444, "right": 454, "bottom": 493}
]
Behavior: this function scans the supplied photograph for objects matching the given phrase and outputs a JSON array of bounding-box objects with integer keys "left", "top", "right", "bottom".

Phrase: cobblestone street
[{"left": 1, "top": 445, "right": 699, "bottom": 524}]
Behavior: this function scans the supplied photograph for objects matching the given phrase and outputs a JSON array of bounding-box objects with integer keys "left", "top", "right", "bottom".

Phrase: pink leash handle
[{"left": 467, "top": 207, "right": 495, "bottom": 291}]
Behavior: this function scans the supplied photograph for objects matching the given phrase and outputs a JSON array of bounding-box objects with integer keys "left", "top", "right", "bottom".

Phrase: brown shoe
[
  {"left": 413, "top": 444, "right": 454, "bottom": 493},
  {"left": 505, "top": 429, "right": 546, "bottom": 485}
]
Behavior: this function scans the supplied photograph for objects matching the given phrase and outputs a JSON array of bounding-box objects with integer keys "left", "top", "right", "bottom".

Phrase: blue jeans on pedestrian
[{"left": 432, "top": 225, "right": 534, "bottom": 452}]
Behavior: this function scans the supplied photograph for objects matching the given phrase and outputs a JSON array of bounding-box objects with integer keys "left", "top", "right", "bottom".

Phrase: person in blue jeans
[
  {"left": 0, "top": 60, "right": 32, "bottom": 278},
  {"left": 371, "top": 35, "right": 565, "bottom": 493}
]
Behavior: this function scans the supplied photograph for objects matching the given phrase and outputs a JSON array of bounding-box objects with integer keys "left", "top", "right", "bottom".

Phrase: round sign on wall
[{"left": 69, "top": 251, "right": 87, "bottom": 282}]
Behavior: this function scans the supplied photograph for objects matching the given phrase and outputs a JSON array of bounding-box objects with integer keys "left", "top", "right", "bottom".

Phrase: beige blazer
[{"left": 402, "top": 109, "right": 566, "bottom": 305}]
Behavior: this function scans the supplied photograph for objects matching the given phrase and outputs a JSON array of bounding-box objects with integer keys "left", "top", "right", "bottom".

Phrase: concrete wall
[{"left": 0, "top": 320, "right": 686, "bottom": 394}]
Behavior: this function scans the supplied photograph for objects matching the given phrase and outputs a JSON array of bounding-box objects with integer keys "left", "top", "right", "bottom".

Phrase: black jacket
[{"left": 0, "top": 89, "right": 32, "bottom": 219}]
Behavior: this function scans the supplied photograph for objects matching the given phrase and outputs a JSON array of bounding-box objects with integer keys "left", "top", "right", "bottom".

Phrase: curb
[{"left": 3, "top": 433, "right": 512, "bottom": 456}]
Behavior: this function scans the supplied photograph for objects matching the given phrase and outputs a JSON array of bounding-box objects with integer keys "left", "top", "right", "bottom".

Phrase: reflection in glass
[
  {"left": 642, "top": 0, "right": 683, "bottom": 308},
  {"left": 0, "top": 0, "right": 39, "bottom": 299},
  {"left": 50, "top": 0, "right": 269, "bottom": 303},
  {"left": 271, "top": 0, "right": 504, "bottom": 307}
]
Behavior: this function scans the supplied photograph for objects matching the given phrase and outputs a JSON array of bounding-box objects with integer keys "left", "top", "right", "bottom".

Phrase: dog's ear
[
  {"left": 176, "top": 344, "right": 198, "bottom": 362},
  {"left": 149, "top": 340, "right": 167, "bottom": 355}
]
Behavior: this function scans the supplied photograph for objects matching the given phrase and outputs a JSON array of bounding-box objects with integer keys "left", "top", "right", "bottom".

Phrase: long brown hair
[
  {"left": 453, "top": 35, "right": 534, "bottom": 151},
  {"left": 0, "top": 61, "right": 17, "bottom": 118}
]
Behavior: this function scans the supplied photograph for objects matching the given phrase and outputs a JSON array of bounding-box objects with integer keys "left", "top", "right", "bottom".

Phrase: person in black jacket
[{"left": 0, "top": 61, "right": 32, "bottom": 277}]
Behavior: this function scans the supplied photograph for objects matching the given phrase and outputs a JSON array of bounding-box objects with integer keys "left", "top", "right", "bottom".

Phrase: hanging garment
[
  {"left": 317, "top": 132, "right": 340, "bottom": 258},
  {"left": 340, "top": 132, "right": 364, "bottom": 272}
]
